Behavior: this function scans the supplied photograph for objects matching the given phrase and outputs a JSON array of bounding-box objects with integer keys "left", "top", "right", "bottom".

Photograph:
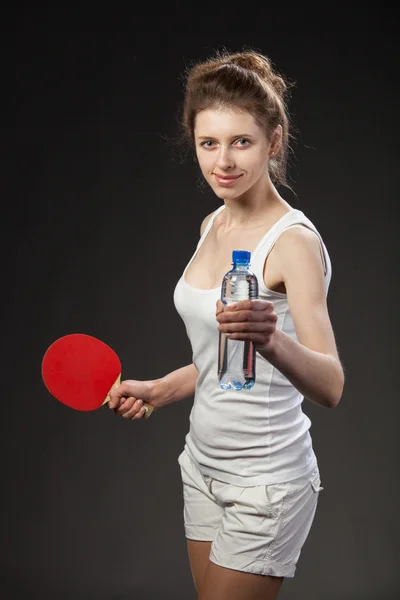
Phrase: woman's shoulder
[
  {"left": 272, "top": 218, "right": 329, "bottom": 277},
  {"left": 200, "top": 208, "right": 221, "bottom": 237}
]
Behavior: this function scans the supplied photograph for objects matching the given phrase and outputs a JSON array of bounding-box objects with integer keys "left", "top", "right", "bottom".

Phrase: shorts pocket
[
  {"left": 263, "top": 481, "right": 292, "bottom": 519},
  {"left": 310, "top": 467, "right": 324, "bottom": 493}
]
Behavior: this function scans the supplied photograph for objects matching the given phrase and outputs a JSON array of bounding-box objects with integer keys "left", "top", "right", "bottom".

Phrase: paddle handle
[{"left": 104, "top": 375, "right": 156, "bottom": 419}]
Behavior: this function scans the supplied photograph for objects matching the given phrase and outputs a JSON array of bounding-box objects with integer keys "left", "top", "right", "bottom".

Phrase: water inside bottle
[
  {"left": 218, "top": 270, "right": 258, "bottom": 390},
  {"left": 218, "top": 335, "right": 256, "bottom": 390}
]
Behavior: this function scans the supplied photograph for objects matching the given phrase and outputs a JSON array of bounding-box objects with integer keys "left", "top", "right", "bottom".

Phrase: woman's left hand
[{"left": 216, "top": 299, "right": 278, "bottom": 352}]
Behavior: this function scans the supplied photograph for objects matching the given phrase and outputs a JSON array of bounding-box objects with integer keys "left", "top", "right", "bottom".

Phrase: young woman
[{"left": 109, "top": 49, "right": 345, "bottom": 600}]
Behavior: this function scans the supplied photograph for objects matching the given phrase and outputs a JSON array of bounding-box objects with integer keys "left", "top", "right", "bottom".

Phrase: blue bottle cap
[{"left": 232, "top": 250, "right": 251, "bottom": 264}]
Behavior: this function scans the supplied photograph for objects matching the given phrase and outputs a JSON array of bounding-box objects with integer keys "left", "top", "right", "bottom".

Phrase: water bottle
[{"left": 218, "top": 250, "right": 259, "bottom": 390}]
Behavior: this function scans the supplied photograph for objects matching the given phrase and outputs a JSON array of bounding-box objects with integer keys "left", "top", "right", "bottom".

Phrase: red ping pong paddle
[{"left": 41, "top": 333, "right": 155, "bottom": 418}]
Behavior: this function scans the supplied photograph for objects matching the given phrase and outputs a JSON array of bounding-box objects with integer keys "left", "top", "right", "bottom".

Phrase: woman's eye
[{"left": 200, "top": 139, "right": 250, "bottom": 148}]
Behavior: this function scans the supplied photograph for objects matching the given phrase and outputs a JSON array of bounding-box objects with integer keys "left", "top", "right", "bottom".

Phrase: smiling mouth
[
  {"left": 214, "top": 174, "right": 241, "bottom": 179},
  {"left": 213, "top": 174, "right": 243, "bottom": 184}
]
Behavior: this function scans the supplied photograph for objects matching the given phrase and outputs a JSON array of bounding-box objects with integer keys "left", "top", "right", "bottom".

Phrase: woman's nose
[{"left": 216, "top": 147, "right": 235, "bottom": 170}]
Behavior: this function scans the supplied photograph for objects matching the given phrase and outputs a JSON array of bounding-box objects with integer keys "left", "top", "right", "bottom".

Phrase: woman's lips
[{"left": 214, "top": 174, "right": 242, "bottom": 186}]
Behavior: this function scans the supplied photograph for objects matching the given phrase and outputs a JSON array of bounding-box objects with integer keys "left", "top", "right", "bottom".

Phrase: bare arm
[
  {"left": 259, "top": 227, "right": 345, "bottom": 408},
  {"left": 124, "top": 211, "right": 214, "bottom": 412},
  {"left": 258, "top": 329, "right": 343, "bottom": 408},
  {"left": 149, "top": 363, "right": 199, "bottom": 409},
  {"left": 216, "top": 226, "right": 344, "bottom": 409},
  {"left": 149, "top": 212, "right": 214, "bottom": 409},
  {"left": 147, "top": 210, "right": 216, "bottom": 407},
  {"left": 109, "top": 212, "right": 215, "bottom": 418}
]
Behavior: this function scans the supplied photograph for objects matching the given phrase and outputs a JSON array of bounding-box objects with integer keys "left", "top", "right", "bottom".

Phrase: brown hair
[{"left": 180, "top": 48, "right": 294, "bottom": 190}]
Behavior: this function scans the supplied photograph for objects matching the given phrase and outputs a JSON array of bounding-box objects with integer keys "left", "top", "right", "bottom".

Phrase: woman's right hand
[{"left": 107, "top": 379, "right": 155, "bottom": 420}]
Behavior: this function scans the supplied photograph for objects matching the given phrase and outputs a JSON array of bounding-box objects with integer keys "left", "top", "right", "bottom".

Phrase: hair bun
[{"left": 223, "top": 51, "right": 288, "bottom": 98}]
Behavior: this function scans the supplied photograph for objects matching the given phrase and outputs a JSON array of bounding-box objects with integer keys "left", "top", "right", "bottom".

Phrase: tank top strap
[{"left": 196, "top": 205, "right": 226, "bottom": 249}]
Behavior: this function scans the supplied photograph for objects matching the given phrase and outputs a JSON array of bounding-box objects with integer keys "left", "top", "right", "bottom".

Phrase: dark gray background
[{"left": 6, "top": 9, "right": 398, "bottom": 600}]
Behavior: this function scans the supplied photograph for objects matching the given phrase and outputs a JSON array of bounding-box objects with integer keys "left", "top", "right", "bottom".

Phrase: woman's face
[{"left": 194, "top": 107, "right": 273, "bottom": 199}]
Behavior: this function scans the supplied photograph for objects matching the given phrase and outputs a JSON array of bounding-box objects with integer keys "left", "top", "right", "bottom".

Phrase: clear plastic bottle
[{"left": 218, "top": 250, "right": 259, "bottom": 390}]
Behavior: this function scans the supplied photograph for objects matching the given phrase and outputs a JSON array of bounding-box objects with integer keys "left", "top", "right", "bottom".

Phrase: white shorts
[{"left": 178, "top": 448, "right": 324, "bottom": 578}]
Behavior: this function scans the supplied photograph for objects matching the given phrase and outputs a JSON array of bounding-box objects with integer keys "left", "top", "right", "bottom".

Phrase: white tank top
[{"left": 173, "top": 205, "right": 332, "bottom": 485}]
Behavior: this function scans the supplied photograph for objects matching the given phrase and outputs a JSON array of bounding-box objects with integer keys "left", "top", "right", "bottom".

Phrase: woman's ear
[{"left": 269, "top": 124, "right": 283, "bottom": 156}]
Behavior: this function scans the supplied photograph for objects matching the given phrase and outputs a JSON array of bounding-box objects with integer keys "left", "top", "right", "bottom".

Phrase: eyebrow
[{"left": 197, "top": 134, "right": 254, "bottom": 140}]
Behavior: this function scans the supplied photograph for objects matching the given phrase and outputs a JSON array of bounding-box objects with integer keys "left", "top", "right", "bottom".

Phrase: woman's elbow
[{"left": 328, "top": 362, "right": 345, "bottom": 408}]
